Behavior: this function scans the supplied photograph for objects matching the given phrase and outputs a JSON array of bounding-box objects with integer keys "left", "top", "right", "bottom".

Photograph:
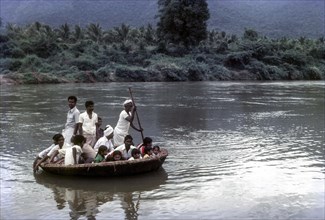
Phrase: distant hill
[{"left": 1, "top": 0, "right": 324, "bottom": 38}]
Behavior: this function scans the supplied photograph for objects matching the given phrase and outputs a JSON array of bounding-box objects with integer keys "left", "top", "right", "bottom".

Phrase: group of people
[{"left": 33, "top": 96, "right": 161, "bottom": 172}]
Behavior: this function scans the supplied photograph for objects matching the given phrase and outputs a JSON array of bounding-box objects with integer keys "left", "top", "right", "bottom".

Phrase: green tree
[
  {"left": 157, "top": 0, "right": 210, "bottom": 48},
  {"left": 86, "top": 23, "right": 103, "bottom": 43}
]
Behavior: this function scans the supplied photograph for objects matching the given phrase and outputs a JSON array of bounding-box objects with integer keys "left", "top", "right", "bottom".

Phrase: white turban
[
  {"left": 104, "top": 125, "right": 114, "bottom": 137},
  {"left": 123, "top": 99, "right": 132, "bottom": 106}
]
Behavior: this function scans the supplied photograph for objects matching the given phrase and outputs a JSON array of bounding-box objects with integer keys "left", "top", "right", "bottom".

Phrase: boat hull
[{"left": 39, "top": 149, "right": 168, "bottom": 177}]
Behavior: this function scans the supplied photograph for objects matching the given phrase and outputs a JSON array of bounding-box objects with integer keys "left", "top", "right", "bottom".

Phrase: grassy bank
[{"left": 0, "top": 22, "right": 324, "bottom": 84}]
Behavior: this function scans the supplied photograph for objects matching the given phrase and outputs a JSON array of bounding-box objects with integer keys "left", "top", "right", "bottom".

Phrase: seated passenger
[
  {"left": 137, "top": 137, "right": 152, "bottom": 156},
  {"left": 64, "top": 135, "right": 86, "bottom": 165},
  {"left": 94, "top": 125, "right": 114, "bottom": 153},
  {"left": 106, "top": 150, "right": 123, "bottom": 162},
  {"left": 80, "top": 143, "right": 97, "bottom": 163},
  {"left": 152, "top": 145, "right": 161, "bottom": 157},
  {"left": 109, "top": 135, "right": 136, "bottom": 160},
  {"left": 94, "top": 145, "right": 108, "bottom": 163},
  {"left": 34, "top": 134, "right": 69, "bottom": 171},
  {"left": 33, "top": 133, "right": 62, "bottom": 172},
  {"left": 143, "top": 145, "right": 153, "bottom": 159},
  {"left": 128, "top": 148, "right": 142, "bottom": 160}
]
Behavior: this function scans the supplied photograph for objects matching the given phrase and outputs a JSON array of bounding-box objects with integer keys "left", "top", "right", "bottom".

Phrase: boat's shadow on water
[{"left": 34, "top": 168, "right": 168, "bottom": 219}]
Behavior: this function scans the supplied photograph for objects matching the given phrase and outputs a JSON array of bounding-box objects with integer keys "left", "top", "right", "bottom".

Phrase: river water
[{"left": 0, "top": 81, "right": 324, "bottom": 220}]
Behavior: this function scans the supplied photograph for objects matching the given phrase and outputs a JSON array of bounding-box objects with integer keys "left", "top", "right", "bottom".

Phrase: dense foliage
[
  {"left": 0, "top": 22, "right": 324, "bottom": 84},
  {"left": 157, "top": 0, "right": 210, "bottom": 48},
  {"left": 1, "top": 1, "right": 324, "bottom": 39}
]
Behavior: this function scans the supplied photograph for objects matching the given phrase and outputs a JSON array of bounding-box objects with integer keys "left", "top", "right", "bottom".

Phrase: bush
[
  {"left": 0, "top": 58, "right": 22, "bottom": 72},
  {"left": 69, "top": 57, "right": 97, "bottom": 71},
  {"left": 224, "top": 51, "right": 252, "bottom": 69},
  {"left": 308, "top": 46, "right": 325, "bottom": 59},
  {"left": 243, "top": 28, "right": 258, "bottom": 41},
  {"left": 10, "top": 47, "right": 25, "bottom": 58},
  {"left": 187, "top": 63, "right": 209, "bottom": 81},
  {"left": 281, "top": 50, "right": 307, "bottom": 66},
  {"left": 95, "top": 65, "right": 113, "bottom": 81},
  {"left": 19, "top": 55, "right": 43, "bottom": 71},
  {"left": 115, "top": 66, "right": 151, "bottom": 81},
  {"left": 304, "top": 66, "right": 322, "bottom": 80},
  {"left": 246, "top": 60, "right": 270, "bottom": 80},
  {"left": 209, "top": 65, "right": 232, "bottom": 80},
  {"left": 266, "top": 65, "right": 287, "bottom": 80},
  {"left": 262, "top": 55, "right": 282, "bottom": 65}
]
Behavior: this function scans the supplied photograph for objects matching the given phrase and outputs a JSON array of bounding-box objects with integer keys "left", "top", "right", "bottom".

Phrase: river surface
[{"left": 0, "top": 81, "right": 324, "bottom": 220}]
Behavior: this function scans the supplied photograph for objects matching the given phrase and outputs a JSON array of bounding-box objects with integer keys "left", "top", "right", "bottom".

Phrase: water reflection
[{"left": 34, "top": 169, "right": 168, "bottom": 220}]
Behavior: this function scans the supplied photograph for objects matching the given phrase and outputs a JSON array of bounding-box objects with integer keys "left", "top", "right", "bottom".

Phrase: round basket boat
[{"left": 39, "top": 148, "right": 168, "bottom": 177}]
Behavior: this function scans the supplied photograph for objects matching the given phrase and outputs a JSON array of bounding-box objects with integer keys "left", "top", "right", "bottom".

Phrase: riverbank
[{"left": 1, "top": 24, "right": 324, "bottom": 85}]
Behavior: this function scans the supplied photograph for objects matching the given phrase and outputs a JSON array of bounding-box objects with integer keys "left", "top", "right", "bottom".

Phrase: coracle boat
[{"left": 39, "top": 148, "right": 168, "bottom": 177}]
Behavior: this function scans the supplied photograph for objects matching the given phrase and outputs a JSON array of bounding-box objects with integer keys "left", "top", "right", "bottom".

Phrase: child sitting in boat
[
  {"left": 152, "top": 145, "right": 161, "bottom": 157},
  {"left": 110, "top": 135, "right": 136, "bottom": 160},
  {"left": 94, "top": 145, "right": 108, "bottom": 163},
  {"left": 64, "top": 135, "right": 86, "bottom": 165},
  {"left": 143, "top": 145, "right": 153, "bottom": 159},
  {"left": 106, "top": 150, "right": 123, "bottom": 162},
  {"left": 137, "top": 137, "right": 152, "bottom": 156},
  {"left": 128, "top": 148, "right": 142, "bottom": 160}
]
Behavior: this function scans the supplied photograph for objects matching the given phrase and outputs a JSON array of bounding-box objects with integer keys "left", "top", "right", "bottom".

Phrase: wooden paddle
[{"left": 129, "top": 87, "right": 144, "bottom": 141}]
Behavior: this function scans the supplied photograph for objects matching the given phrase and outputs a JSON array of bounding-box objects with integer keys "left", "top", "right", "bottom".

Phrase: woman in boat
[{"left": 113, "top": 100, "right": 142, "bottom": 147}]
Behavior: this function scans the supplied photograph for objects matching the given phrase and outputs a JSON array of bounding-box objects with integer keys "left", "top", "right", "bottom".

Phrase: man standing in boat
[
  {"left": 62, "top": 96, "right": 80, "bottom": 145},
  {"left": 113, "top": 99, "right": 142, "bottom": 147},
  {"left": 78, "top": 100, "right": 98, "bottom": 147}
]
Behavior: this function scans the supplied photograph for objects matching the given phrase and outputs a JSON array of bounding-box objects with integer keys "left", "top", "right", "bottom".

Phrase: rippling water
[{"left": 1, "top": 81, "right": 324, "bottom": 219}]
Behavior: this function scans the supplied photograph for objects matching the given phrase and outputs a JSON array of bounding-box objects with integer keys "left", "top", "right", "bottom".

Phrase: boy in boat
[
  {"left": 78, "top": 100, "right": 98, "bottom": 147},
  {"left": 128, "top": 148, "right": 142, "bottom": 160},
  {"left": 109, "top": 135, "right": 136, "bottom": 160},
  {"left": 33, "top": 133, "right": 63, "bottom": 172},
  {"left": 94, "top": 125, "right": 114, "bottom": 153},
  {"left": 62, "top": 96, "right": 80, "bottom": 145},
  {"left": 137, "top": 137, "right": 153, "bottom": 156},
  {"left": 113, "top": 99, "right": 142, "bottom": 147},
  {"left": 34, "top": 134, "right": 70, "bottom": 170}
]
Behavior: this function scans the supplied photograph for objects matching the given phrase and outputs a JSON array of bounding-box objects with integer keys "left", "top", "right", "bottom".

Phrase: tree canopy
[{"left": 157, "top": 0, "right": 210, "bottom": 48}]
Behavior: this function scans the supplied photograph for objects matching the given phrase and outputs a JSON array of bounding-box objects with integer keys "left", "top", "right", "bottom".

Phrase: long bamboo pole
[{"left": 129, "top": 88, "right": 144, "bottom": 141}]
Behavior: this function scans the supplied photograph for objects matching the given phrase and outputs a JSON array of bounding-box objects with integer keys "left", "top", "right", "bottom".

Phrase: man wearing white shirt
[
  {"left": 113, "top": 99, "right": 142, "bottom": 147},
  {"left": 62, "top": 96, "right": 80, "bottom": 145},
  {"left": 78, "top": 100, "right": 98, "bottom": 147},
  {"left": 94, "top": 125, "right": 114, "bottom": 153},
  {"left": 111, "top": 135, "right": 136, "bottom": 160}
]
